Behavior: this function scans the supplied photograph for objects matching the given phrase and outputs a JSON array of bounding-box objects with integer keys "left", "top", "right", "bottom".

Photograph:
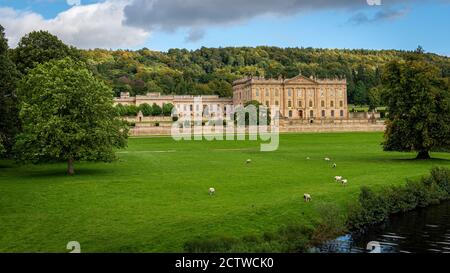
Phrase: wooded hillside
[{"left": 82, "top": 46, "right": 450, "bottom": 105}]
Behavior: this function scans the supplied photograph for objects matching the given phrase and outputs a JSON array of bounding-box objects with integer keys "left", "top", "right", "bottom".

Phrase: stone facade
[
  {"left": 115, "top": 74, "right": 349, "bottom": 121},
  {"left": 232, "top": 74, "right": 348, "bottom": 120},
  {"left": 114, "top": 92, "right": 234, "bottom": 118}
]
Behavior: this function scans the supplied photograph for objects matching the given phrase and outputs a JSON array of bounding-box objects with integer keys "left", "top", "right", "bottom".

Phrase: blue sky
[{"left": 0, "top": 0, "right": 449, "bottom": 56}]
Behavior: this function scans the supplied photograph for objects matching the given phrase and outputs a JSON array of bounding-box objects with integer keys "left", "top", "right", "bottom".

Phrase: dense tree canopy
[
  {"left": 14, "top": 58, "right": 129, "bottom": 175},
  {"left": 11, "top": 30, "right": 82, "bottom": 75},
  {"left": 0, "top": 24, "right": 20, "bottom": 156},
  {"left": 83, "top": 47, "right": 450, "bottom": 105},
  {"left": 382, "top": 56, "right": 450, "bottom": 159}
]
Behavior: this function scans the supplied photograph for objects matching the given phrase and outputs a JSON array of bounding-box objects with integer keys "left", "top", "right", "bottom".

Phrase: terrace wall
[{"left": 129, "top": 119, "right": 386, "bottom": 136}]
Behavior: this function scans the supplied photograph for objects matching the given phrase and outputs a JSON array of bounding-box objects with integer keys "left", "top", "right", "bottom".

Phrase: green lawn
[{"left": 1, "top": 132, "right": 449, "bottom": 253}]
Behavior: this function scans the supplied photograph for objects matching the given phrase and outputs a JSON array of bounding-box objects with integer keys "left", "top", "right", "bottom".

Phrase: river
[{"left": 313, "top": 201, "right": 450, "bottom": 253}]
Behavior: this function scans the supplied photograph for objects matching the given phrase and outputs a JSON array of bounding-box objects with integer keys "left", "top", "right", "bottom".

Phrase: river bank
[{"left": 313, "top": 201, "right": 450, "bottom": 253}]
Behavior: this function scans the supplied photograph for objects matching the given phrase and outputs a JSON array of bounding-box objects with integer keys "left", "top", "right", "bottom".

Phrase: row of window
[
  {"left": 254, "top": 88, "right": 344, "bottom": 98},
  {"left": 288, "top": 110, "right": 345, "bottom": 118},
  {"left": 176, "top": 104, "right": 228, "bottom": 112},
  {"left": 265, "top": 100, "right": 344, "bottom": 108}
]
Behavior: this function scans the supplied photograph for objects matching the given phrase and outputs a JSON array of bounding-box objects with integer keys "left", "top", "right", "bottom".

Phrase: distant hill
[{"left": 82, "top": 46, "right": 450, "bottom": 105}]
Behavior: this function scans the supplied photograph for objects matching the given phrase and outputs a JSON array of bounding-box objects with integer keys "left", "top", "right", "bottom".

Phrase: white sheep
[
  {"left": 324, "top": 157, "right": 331, "bottom": 161},
  {"left": 304, "top": 193, "right": 312, "bottom": 202},
  {"left": 209, "top": 188, "right": 216, "bottom": 196},
  {"left": 306, "top": 157, "right": 311, "bottom": 160},
  {"left": 334, "top": 176, "right": 343, "bottom": 182},
  {"left": 341, "top": 179, "right": 348, "bottom": 186},
  {"left": 332, "top": 163, "right": 337, "bottom": 168},
  {"left": 246, "top": 159, "right": 252, "bottom": 164}
]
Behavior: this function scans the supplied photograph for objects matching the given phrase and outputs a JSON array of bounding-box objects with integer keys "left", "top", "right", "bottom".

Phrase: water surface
[{"left": 314, "top": 201, "right": 450, "bottom": 253}]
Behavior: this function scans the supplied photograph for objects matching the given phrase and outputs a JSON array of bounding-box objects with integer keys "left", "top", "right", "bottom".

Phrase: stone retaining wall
[{"left": 129, "top": 120, "right": 386, "bottom": 136}]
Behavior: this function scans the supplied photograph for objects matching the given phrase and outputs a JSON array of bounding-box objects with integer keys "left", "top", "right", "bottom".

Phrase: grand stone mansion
[
  {"left": 233, "top": 74, "right": 348, "bottom": 119},
  {"left": 114, "top": 74, "right": 348, "bottom": 120}
]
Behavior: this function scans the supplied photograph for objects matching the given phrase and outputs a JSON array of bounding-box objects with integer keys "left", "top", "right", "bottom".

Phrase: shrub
[
  {"left": 430, "top": 168, "right": 450, "bottom": 194},
  {"left": 139, "top": 103, "right": 152, "bottom": 117},
  {"left": 162, "top": 103, "right": 174, "bottom": 116},
  {"left": 172, "top": 116, "right": 179, "bottom": 122},
  {"left": 152, "top": 103, "right": 162, "bottom": 116},
  {"left": 348, "top": 167, "right": 450, "bottom": 231},
  {"left": 155, "top": 122, "right": 160, "bottom": 127},
  {"left": 311, "top": 203, "right": 347, "bottom": 244},
  {"left": 124, "top": 105, "right": 139, "bottom": 116}
]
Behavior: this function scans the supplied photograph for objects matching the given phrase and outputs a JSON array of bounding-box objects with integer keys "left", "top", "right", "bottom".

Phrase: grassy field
[{"left": 1, "top": 132, "right": 449, "bottom": 253}]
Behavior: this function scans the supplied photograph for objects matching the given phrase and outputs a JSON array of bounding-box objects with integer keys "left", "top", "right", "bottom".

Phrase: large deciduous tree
[
  {"left": 14, "top": 58, "right": 129, "bottom": 175},
  {"left": 11, "top": 30, "right": 82, "bottom": 75},
  {"left": 0, "top": 25, "right": 20, "bottom": 157},
  {"left": 0, "top": 140, "right": 4, "bottom": 155},
  {"left": 382, "top": 57, "right": 450, "bottom": 159}
]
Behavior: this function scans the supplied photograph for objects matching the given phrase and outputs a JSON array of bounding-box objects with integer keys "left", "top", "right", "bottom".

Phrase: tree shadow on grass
[
  {"left": 16, "top": 167, "right": 113, "bottom": 179},
  {"left": 0, "top": 160, "right": 16, "bottom": 169},
  {"left": 344, "top": 154, "right": 450, "bottom": 164}
]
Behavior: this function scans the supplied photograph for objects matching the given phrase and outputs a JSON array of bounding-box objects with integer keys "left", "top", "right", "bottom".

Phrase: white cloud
[{"left": 0, "top": 0, "right": 150, "bottom": 49}]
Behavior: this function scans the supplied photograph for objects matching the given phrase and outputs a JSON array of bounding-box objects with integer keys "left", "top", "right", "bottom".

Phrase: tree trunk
[
  {"left": 68, "top": 158, "right": 75, "bottom": 175},
  {"left": 416, "top": 150, "right": 431, "bottom": 160}
]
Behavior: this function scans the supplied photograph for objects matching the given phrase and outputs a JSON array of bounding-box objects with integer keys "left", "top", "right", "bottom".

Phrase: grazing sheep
[
  {"left": 332, "top": 163, "right": 337, "bottom": 168},
  {"left": 334, "top": 176, "right": 343, "bottom": 182},
  {"left": 246, "top": 159, "right": 252, "bottom": 164},
  {"left": 324, "top": 157, "right": 331, "bottom": 161},
  {"left": 304, "top": 193, "right": 312, "bottom": 202},
  {"left": 209, "top": 188, "right": 216, "bottom": 196},
  {"left": 306, "top": 157, "right": 311, "bottom": 160},
  {"left": 341, "top": 179, "right": 348, "bottom": 186}
]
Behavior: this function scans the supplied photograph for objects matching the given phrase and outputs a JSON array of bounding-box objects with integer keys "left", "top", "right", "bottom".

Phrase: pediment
[{"left": 284, "top": 74, "right": 317, "bottom": 85}]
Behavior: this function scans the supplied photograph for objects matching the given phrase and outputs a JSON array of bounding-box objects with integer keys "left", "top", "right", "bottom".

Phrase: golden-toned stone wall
[{"left": 233, "top": 75, "right": 348, "bottom": 120}]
